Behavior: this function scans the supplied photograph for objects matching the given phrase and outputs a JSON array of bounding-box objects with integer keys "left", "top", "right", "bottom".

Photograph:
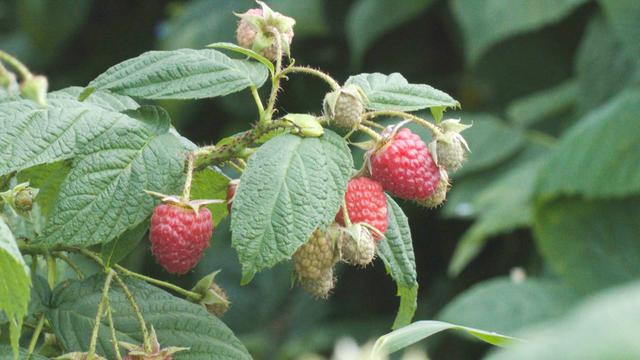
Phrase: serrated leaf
[
  {"left": 372, "top": 320, "right": 518, "bottom": 358},
  {"left": 231, "top": 131, "right": 352, "bottom": 282},
  {"left": 534, "top": 197, "right": 640, "bottom": 292},
  {"left": 0, "top": 345, "right": 48, "bottom": 360},
  {"left": 0, "top": 218, "right": 30, "bottom": 359},
  {"left": 450, "top": 0, "right": 589, "bottom": 65},
  {"left": 345, "top": 73, "right": 459, "bottom": 112},
  {"left": 346, "top": 0, "right": 434, "bottom": 67},
  {"left": 377, "top": 195, "right": 418, "bottom": 329},
  {"left": 48, "top": 274, "right": 251, "bottom": 360},
  {"left": 49, "top": 86, "right": 139, "bottom": 112},
  {"left": 438, "top": 277, "right": 578, "bottom": 334},
  {"left": 207, "top": 42, "right": 275, "bottom": 76},
  {"left": 101, "top": 219, "right": 149, "bottom": 267},
  {"left": 88, "top": 49, "right": 269, "bottom": 100},
  {"left": 536, "top": 90, "right": 640, "bottom": 199},
  {"left": 190, "top": 167, "right": 230, "bottom": 224},
  {"left": 17, "top": 161, "right": 71, "bottom": 217},
  {"left": 38, "top": 106, "right": 185, "bottom": 247}
]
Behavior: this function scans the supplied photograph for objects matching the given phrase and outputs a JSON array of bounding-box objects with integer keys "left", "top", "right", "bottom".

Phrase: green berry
[
  {"left": 300, "top": 267, "right": 335, "bottom": 299},
  {"left": 340, "top": 224, "right": 376, "bottom": 267},
  {"left": 293, "top": 228, "right": 339, "bottom": 280},
  {"left": 323, "top": 85, "right": 366, "bottom": 129}
]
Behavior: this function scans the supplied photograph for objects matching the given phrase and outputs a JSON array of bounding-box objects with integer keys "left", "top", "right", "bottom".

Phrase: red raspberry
[
  {"left": 150, "top": 204, "right": 213, "bottom": 274},
  {"left": 335, "top": 178, "right": 388, "bottom": 240},
  {"left": 369, "top": 128, "right": 441, "bottom": 200}
]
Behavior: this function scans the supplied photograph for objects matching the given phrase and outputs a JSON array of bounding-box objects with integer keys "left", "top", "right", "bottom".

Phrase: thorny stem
[
  {"left": 87, "top": 269, "right": 114, "bottom": 360},
  {"left": 357, "top": 124, "right": 382, "bottom": 141},
  {"left": 26, "top": 314, "right": 45, "bottom": 358},
  {"left": 250, "top": 86, "right": 265, "bottom": 119},
  {"left": 0, "top": 50, "right": 31, "bottom": 80},
  {"left": 182, "top": 152, "right": 195, "bottom": 202},
  {"left": 53, "top": 252, "right": 84, "bottom": 279},
  {"left": 106, "top": 303, "right": 123, "bottom": 360},
  {"left": 113, "top": 272, "right": 152, "bottom": 352},
  {"left": 365, "top": 110, "right": 443, "bottom": 137},
  {"left": 264, "top": 27, "right": 284, "bottom": 121},
  {"left": 279, "top": 66, "right": 340, "bottom": 90}
]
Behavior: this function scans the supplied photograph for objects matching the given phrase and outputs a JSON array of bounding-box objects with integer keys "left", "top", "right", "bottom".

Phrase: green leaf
[
  {"left": 0, "top": 345, "right": 48, "bottom": 360},
  {"left": 346, "top": 0, "right": 434, "bottom": 67},
  {"left": 536, "top": 90, "right": 640, "bottom": 199},
  {"left": 450, "top": 0, "right": 589, "bottom": 65},
  {"left": 574, "top": 15, "right": 638, "bottom": 113},
  {"left": 17, "top": 161, "right": 71, "bottom": 217},
  {"left": 190, "top": 167, "right": 230, "bottom": 225},
  {"left": 207, "top": 42, "right": 275, "bottom": 76},
  {"left": 38, "top": 106, "right": 185, "bottom": 247},
  {"left": 454, "top": 114, "right": 525, "bottom": 177},
  {"left": 101, "top": 219, "right": 149, "bottom": 267},
  {"left": 448, "top": 158, "right": 544, "bottom": 276},
  {"left": 598, "top": 0, "right": 640, "bottom": 60},
  {"left": 48, "top": 274, "right": 251, "bottom": 359},
  {"left": 438, "top": 277, "right": 578, "bottom": 334},
  {"left": 506, "top": 80, "right": 577, "bottom": 127},
  {"left": 0, "top": 218, "right": 30, "bottom": 358},
  {"left": 231, "top": 131, "right": 352, "bottom": 283},
  {"left": 372, "top": 320, "right": 519, "bottom": 357},
  {"left": 1, "top": 274, "right": 52, "bottom": 325},
  {"left": 49, "top": 86, "right": 139, "bottom": 112},
  {"left": 88, "top": 49, "right": 269, "bottom": 100},
  {"left": 345, "top": 73, "right": 459, "bottom": 112},
  {"left": 534, "top": 197, "right": 640, "bottom": 292},
  {"left": 377, "top": 195, "right": 418, "bottom": 329},
  {"left": 485, "top": 281, "right": 640, "bottom": 359}
]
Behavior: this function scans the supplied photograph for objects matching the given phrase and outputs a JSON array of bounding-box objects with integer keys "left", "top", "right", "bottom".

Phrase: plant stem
[
  {"left": 264, "top": 27, "right": 284, "bottom": 121},
  {"left": 357, "top": 125, "right": 382, "bottom": 141},
  {"left": 53, "top": 252, "right": 85, "bottom": 279},
  {"left": 26, "top": 314, "right": 45, "bottom": 358},
  {"left": 106, "top": 302, "right": 122, "bottom": 360},
  {"left": 250, "top": 86, "right": 265, "bottom": 119},
  {"left": 182, "top": 152, "right": 195, "bottom": 202},
  {"left": 113, "top": 272, "right": 151, "bottom": 352},
  {"left": 45, "top": 254, "right": 56, "bottom": 288},
  {"left": 279, "top": 66, "right": 340, "bottom": 90},
  {"left": 362, "top": 119, "right": 386, "bottom": 130},
  {"left": 114, "top": 264, "right": 201, "bottom": 301},
  {"left": 87, "top": 269, "right": 114, "bottom": 360},
  {"left": 0, "top": 50, "right": 31, "bottom": 79},
  {"left": 365, "top": 110, "right": 443, "bottom": 137}
]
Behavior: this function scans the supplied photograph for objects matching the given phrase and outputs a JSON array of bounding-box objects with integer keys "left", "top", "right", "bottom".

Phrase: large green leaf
[
  {"left": 346, "top": 0, "right": 434, "bottom": 67},
  {"left": 377, "top": 196, "right": 418, "bottom": 329},
  {"left": 536, "top": 90, "right": 640, "bottom": 199},
  {"left": 450, "top": 0, "right": 588, "bottom": 65},
  {"left": 373, "top": 320, "right": 518, "bottom": 358},
  {"left": 48, "top": 274, "right": 251, "bottom": 360},
  {"left": 574, "top": 15, "right": 638, "bottom": 113},
  {"left": 231, "top": 131, "right": 352, "bottom": 283},
  {"left": 598, "top": 0, "right": 640, "bottom": 60},
  {"left": 438, "top": 277, "right": 578, "bottom": 334},
  {"left": 49, "top": 86, "right": 139, "bottom": 112},
  {"left": 88, "top": 49, "right": 269, "bottom": 100},
  {"left": 100, "top": 219, "right": 149, "bottom": 267},
  {"left": 345, "top": 73, "right": 459, "bottom": 112},
  {"left": 38, "top": 106, "right": 185, "bottom": 247},
  {"left": 0, "top": 218, "right": 30, "bottom": 358},
  {"left": 189, "top": 167, "right": 230, "bottom": 225},
  {"left": 485, "top": 281, "right": 640, "bottom": 359},
  {"left": 534, "top": 197, "right": 640, "bottom": 292}
]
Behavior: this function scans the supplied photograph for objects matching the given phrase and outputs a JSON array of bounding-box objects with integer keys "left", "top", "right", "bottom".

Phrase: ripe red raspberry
[
  {"left": 150, "top": 204, "right": 213, "bottom": 274},
  {"left": 335, "top": 177, "right": 388, "bottom": 240},
  {"left": 369, "top": 128, "right": 441, "bottom": 200}
]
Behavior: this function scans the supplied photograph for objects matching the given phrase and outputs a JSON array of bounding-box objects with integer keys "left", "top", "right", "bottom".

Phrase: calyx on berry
[
  {"left": 235, "top": 1, "right": 296, "bottom": 60},
  {"left": 192, "top": 270, "right": 231, "bottom": 317},
  {"left": 323, "top": 84, "right": 367, "bottom": 129},
  {"left": 430, "top": 118, "right": 471, "bottom": 172},
  {"left": 120, "top": 326, "right": 188, "bottom": 360}
]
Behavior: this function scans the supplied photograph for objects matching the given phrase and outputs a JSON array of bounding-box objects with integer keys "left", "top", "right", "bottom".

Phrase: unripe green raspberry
[
  {"left": 14, "top": 187, "right": 37, "bottom": 212},
  {"left": 436, "top": 136, "right": 466, "bottom": 172},
  {"left": 416, "top": 171, "right": 449, "bottom": 209},
  {"left": 339, "top": 224, "right": 376, "bottom": 267},
  {"left": 293, "top": 228, "right": 339, "bottom": 279},
  {"left": 323, "top": 85, "right": 366, "bottom": 129},
  {"left": 300, "top": 267, "right": 335, "bottom": 299}
]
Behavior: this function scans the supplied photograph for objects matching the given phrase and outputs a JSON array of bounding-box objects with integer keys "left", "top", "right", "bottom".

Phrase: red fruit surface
[
  {"left": 150, "top": 204, "right": 213, "bottom": 274},
  {"left": 335, "top": 177, "right": 388, "bottom": 240},
  {"left": 370, "top": 128, "right": 440, "bottom": 200}
]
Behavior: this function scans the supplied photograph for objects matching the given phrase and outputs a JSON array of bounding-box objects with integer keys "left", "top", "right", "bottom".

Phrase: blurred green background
[{"left": 2, "top": 0, "right": 639, "bottom": 359}]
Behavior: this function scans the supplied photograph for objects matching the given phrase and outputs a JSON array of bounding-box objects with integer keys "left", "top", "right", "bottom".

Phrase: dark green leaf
[
  {"left": 101, "top": 219, "right": 149, "bottom": 267},
  {"left": 506, "top": 80, "right": 577, "bottom": 127},
  {"left": 190, "top": 167, "right": 230, "bottom": 225},
  {"left": 0, "top": 345, "right": 48, "bottom": 359},
  {"left": 49, "top": 86, "right": 139, "bottom": 112},
  {"left": 598, "top": 0, "right": 640, "bottom": 60}
]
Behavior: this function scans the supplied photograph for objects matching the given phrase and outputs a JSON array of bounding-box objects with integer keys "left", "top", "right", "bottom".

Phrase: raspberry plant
[{"left": 0, "top": 2, "right": 528, "bottom": 359}]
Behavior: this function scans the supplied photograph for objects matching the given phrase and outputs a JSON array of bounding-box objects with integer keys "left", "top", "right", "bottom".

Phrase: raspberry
[
  {"left": 369, "top": 128, "right": 440, "bottom": 200},
  {"left": 323, "top": 85, "right": 365, "bottom": 129},
  {"left": 226, "top": 179, "right": 239, "bottom": 214},
  {"left": 150, "top": 204, "right": 213, "bottom": 274},
  {"left": 416, "top": 171, "right": 450, "bottom": 209},
  {"left": 436, "top": 137, "right": 466, "bottom": 172},
  {"left": 335, "top": 177, "right": 388, "bottom": 240},
  {"left": 300, "top": 267, "right": 335, "bottom": 299},
  {"left": 235, "top": 5, "right": 295, "bottom": 61},
  {"left": 293, "top": 228, "right": 339, "bottom": 279},
  {"left": 339, "top": 224, "right": 376, "bottom": 267}
]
